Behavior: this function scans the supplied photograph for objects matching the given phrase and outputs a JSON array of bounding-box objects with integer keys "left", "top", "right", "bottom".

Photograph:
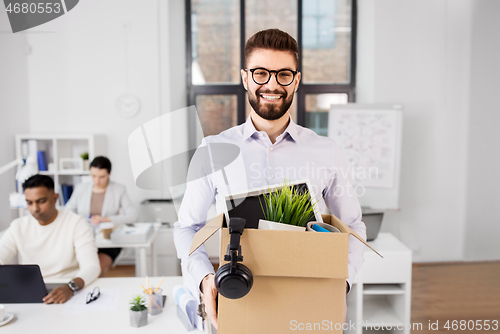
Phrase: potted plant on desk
[
  {"left": 258, "top": 181, "right": 319, "bottom": 231},
  {"left": 129, "top": 295, "right": 148, "bottom": 328}
]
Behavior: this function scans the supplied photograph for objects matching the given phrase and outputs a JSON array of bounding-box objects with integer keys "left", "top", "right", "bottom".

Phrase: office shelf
[
  {"left": 363, "top": 284, "right": 405, "bottom": 295},
  {"left": 346, "top": 233, "right": 412, "bottom": 334},
  {"left": 58, "top": 170, "right": 91, "bottom": 175},
  {"left": 15, "top": 134, "right": 105, "bottom": 208},
  {"left": 363, "top": 295, "right": 404, "bottom": 327},
  {"left": 38, "top": 171, "right": 55, "bottom": 175}
]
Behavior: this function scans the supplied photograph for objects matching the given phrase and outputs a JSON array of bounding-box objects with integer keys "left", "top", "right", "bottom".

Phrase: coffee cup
[
  {"left": 102, "top": 228, "right": 112, "bottom": 239},
  {"left": 100, "top": 222, "right": 114, "bottom": 239},
  {"left": 0, "top": 304, "right": 5, "bottom": 322}
]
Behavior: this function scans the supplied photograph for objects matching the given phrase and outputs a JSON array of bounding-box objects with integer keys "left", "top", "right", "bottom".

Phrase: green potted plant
[
  {"left": 80, "top": 152, "right": 90, "bottom": 171},
  {"left": 129, "top": 295, "right": 148, "bottom": 328},
  {"left": 258, "top": 181, "right": 319, "bottom": 231}
]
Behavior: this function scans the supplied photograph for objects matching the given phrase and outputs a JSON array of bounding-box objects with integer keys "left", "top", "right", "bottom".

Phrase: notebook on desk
[{"left": 0, "top": 265, "right": 59, "bottom": 303}]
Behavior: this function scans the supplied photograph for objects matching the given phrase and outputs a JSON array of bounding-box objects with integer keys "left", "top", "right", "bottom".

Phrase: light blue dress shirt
[{"left": 173, "top": 116, "right": 367, "bottom": 293}]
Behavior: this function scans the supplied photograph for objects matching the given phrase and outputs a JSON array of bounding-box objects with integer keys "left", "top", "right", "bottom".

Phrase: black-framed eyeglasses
[
  {"left": 245, "top": 67, "right": 298, "bottom": 86},
  {"left": 86, "top": 286, "right": 100, "bottom": 304}
]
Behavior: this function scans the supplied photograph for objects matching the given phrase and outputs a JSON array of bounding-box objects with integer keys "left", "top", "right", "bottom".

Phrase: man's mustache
[{"left": 256, "top": 88, "right": 287, "bottom": 96}]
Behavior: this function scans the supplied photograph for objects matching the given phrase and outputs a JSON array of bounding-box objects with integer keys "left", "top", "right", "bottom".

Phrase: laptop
[
  {"left": 0, "top": 265, "right": 60, "bottom": 303},
  {"left": 361, "top": 209, "right": 385, "bottom": 241}
]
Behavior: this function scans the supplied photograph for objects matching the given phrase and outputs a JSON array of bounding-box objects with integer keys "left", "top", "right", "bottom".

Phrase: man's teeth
[{"left": 261, "top": 95, "right": 281, "bottom": 100}]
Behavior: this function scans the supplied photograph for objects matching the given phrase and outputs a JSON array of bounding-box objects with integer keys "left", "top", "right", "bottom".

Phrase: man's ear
[
  {"left": 241, "top": 69, "right": 248, "bottom": 91},
  {"left": 54, "top": 192, "right": 59, "bottom": 202},
  {"left": 293, "top": 72, "right": 301, "bottom": 92}
]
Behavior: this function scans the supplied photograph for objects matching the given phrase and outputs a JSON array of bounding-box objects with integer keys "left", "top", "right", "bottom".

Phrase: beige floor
[
  {"left": 105, "top": 264, "right": 135, "bottom": 277},
  {"left": 411, "top": 261, "right": 500, "bottom": 333},
  {"left": 107, "top": 261, "right": 500, "bottom": 333}
]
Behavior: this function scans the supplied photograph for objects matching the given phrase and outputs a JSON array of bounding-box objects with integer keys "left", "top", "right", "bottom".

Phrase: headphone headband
[{"left": 215, "top": 217, "right": 254, "bottom": 299}]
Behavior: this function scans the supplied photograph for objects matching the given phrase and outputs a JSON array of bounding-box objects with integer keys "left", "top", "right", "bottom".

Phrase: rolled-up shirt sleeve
[
  {"left": 173, "top": 168, "right": 217, "bottom": 293},
  {"left": 323, "top": 144, "right": 367, "bottom": 292}
]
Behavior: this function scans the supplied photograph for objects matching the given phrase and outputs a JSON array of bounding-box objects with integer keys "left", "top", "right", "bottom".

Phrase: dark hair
[
  {"left": 244, "top": 29, "right": 299, "bottom": 68},
  {"left": 22, "top": 174, "right": 54, "bottom": 191},
  {"left": 90, "top": 156, "right": 112, "bottom": 174}
]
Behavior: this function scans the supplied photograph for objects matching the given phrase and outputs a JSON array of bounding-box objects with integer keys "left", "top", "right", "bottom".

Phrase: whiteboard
[{"left": 328, "top": 104, "right": 403, "bottom": 210}]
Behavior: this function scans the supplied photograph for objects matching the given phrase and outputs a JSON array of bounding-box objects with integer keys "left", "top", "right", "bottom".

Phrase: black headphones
[{"left": 214, "top": 217, "right": 253, "bottom": 299}]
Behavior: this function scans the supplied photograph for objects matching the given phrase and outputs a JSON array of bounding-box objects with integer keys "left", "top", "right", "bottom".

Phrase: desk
[
  {"left": 1, "top": 277, "right": 191, "bottom": 334},
  {"left": 95, "top": 224, "right": 160, "bottom": 277}
]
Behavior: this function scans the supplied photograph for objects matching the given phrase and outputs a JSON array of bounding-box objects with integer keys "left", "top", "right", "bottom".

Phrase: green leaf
[
  {"left": 130, "top": 295, "right": 147, "bottom": 311},
  {"left": 258, "top": 180, "right": 322, "bottom": 227}
]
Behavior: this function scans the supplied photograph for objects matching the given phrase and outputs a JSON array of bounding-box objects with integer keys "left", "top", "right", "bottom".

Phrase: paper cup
[
  {"left": 102, "top": 229, "right": 112, "bottom": 239},
  {"left": 100, "top": 222, "right": 114, "bottom": 239}
]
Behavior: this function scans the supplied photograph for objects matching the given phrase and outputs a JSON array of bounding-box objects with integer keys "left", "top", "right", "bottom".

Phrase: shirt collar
[
  {"left": 242, "top": 115, "right": 299, "bottom": 143},
  {"left": 242, "top": 116, "right": 259, "bottom": 141},
  {"left": 283, "top": 117, "right": 299, "bottom": 143}
]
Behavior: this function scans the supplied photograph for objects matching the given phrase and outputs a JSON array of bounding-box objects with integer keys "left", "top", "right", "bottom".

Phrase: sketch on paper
[{"left": 328, "top": 108, "right": 398, "bottom": 189}]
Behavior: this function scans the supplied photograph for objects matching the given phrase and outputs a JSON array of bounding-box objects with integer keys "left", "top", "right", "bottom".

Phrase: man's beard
[{"left": 248, "top": 87, "right": 294, "bottom": 121}]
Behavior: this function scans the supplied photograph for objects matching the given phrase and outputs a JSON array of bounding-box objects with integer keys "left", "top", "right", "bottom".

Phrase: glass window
[
  {"left": 302, "top": 0, "right": 352, "bottom": 83},
  {"left": 196, "top": 95, "right": 238, "bottom": 136},
  {"left": 245, "top": 0, "right": 298, "bottom": 40},
  {"left": 191, "top": 0, "right": 240, "bottom": 84},
  {"left": 188, "top": 0, "right": 356, "bottom": 136},
  {"left": 305, "top": 93, "right": 348, "bottom": 136}
]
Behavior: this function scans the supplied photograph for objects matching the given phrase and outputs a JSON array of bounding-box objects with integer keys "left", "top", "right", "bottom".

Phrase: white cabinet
[
  {"left": 15, "top": 134, "right": 105, "bottom": 206},
  {"left": 150, "top": 224, "right": 181, "bottom": 276},
  {"left": 346, "top": 233, "right": 412, "bottom": 334}
]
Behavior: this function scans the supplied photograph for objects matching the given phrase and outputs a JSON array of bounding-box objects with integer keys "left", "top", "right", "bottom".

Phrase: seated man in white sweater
[{"left": 0, "top": 174, "right": 100, "bottom": 304}]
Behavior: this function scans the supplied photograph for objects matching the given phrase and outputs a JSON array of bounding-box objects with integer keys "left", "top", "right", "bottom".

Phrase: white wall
[
  {"left": 463, "top": 1, "right": 500, "bottom": 261},
  {"left": 0, "top": 0, "right": 188, "bottom": 228},
  {"left": 22, "top": 0, "right": 187, "bottom": 207},
  {"left": 166, "top": 0, "right": 187, "bottom": 113},
  {"left": 357, "top": 0, "right": 474, "bottom": 262},
  {"left": 0, "top": 10, "right": 30, "bottom": 230}
]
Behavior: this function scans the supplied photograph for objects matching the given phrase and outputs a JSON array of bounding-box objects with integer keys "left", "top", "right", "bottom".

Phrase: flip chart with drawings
[{"left": 328, "top": 104, "right": 403, "bottom": 210}]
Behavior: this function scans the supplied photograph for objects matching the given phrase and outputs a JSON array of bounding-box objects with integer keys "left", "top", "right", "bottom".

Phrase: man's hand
[
  {"left": 43, "top": 285, "right": 73, "bottom": 304},
  {"left": 201, "top": 273, "right": 218, "bottom": 329}
]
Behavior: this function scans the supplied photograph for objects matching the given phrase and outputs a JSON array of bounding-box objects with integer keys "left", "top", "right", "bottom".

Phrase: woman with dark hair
[{"left": 66, "top": 156, "right": 137, "bottom": 276}]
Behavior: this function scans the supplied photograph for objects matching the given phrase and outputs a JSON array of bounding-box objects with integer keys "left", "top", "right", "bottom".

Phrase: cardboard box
[{"left": 189, "top": 182, "right": 381, "bottom": 333}]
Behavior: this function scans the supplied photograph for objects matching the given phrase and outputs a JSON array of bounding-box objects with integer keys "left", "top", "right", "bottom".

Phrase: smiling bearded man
[{"left": 173, "top": 28, "right": 366, "bottom": 330}]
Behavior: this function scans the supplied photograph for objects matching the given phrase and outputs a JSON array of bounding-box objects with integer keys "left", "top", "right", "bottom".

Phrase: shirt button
[
  {"left": 260, "top": 133, "right": 265, "bottom": 137},
  {"left": 269, "top": 147, "right": 274, "bottom": 151},
  {"left": 270, "top": 174, "right": 275, "bottom": 178}
]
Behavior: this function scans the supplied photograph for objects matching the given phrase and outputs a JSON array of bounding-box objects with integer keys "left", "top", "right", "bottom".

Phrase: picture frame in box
[{"left": 221, "top": 179, "right": 323, "bottom": 229}]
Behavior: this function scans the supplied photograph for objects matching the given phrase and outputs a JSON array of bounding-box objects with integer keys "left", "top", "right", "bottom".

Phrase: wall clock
[{"left": 116, "top": 93, "right": 140, "bottom": 118}]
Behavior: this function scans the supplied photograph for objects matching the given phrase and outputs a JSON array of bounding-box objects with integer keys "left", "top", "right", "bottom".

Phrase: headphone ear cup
[
  {"left": 214, "top": 263, "right": 230, "bottom": 291},
  {"left": 214, "top": 263, "right": 253, "bottom": 300},
  {"left": 236, "top": 263, "right": 253, "bottom": 290}
]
